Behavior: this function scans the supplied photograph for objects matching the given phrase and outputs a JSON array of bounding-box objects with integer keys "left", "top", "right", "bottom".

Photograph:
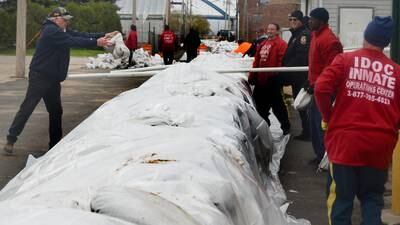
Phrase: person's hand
[
  {"left": 105, "top": 31, "right": 119, "bottom": 38},
  {"left": 321, "top": 120, "right": 328, "bottom": 131},
  {"left": 97, "top": 37, "right": 110, "bottom": 47}
]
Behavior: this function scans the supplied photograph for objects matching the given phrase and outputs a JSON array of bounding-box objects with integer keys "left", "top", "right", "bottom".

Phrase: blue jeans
[
  {"left": 327, "top": 163, "right": 387, "bottom": 225},
  {"left": 309, "top": 97, "right": 325, "bottom": 160}
]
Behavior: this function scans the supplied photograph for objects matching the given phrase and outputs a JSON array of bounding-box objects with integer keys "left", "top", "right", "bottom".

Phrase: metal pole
[
  {"left": 71, "top": 66, "right": 310, "bottom": 79},
  {"left": 391, "top": 0, "right": 399, "bottom": 64},
  {"left": 392, "top": 0, "right": 400, "bottom": 216},
  {"left": 244, "top": 0, "right": 248, "bottom": 41},
  {"left": 16, "top": 0, "right": 27, "bottom": 78},
  {"left": 132, "top": 0, "right": 136, "bottom": 25}
]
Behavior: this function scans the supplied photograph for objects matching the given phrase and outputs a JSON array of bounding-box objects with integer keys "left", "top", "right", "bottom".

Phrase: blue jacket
[{"left": 30, "top": 19, "right": 104, "bottom": 82}]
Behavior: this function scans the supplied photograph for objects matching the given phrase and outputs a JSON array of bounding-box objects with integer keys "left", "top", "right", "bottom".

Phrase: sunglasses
[{"left": 289, "top": 18, "right": 298, "bottom": 21}]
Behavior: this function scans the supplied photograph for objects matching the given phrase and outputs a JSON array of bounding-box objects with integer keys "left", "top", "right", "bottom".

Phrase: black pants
[
  {"left": 327, "top": 163, "right": 387, "bottom": 225},
  {"left": 7, "top": 71, "right": 63, "bottom": 149},
  {"left": 186, "top": 49, "right": 198, "bottom": 63},
  {"left": 163, "top": 50, "right": 174, "bottom": 65},
  {"left": 282, "top": 72, "right": 310, "bottom": 136},
  {"left": 128, "top": 49, "right": 134, "bottom": 66},
  {"left": 253, "top": 76, "right": 291, "bottom": 132}
]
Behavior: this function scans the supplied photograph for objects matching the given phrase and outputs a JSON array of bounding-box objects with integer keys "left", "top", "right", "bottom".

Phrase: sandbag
[
  {"left": 91, "top": 186, "right": 201, "bottom": 225},
  {"left": 293, "top": 88, "right": 312, "bottom": 111},
  {"left": 0, "top": 205, "right": 135, "bottom": 225},
  {"left": 106, "top": 32, "right": 130, "bottom": 62}
]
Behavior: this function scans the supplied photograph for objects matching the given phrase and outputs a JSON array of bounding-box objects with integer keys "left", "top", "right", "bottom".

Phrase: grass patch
[{"left": 0, "top": 48, "right": 105, "bottom": 57}]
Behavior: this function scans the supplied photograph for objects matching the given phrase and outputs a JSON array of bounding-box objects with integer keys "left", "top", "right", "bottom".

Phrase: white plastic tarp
[{"left": 0, "top": 54, "right": 309, "bottom": 225}]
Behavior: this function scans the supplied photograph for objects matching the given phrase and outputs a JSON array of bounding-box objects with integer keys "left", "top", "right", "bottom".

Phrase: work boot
[
  {"left": 294, "top": 133, "right": 311, "bottom": 141},
  {"left": 3, "top": 141, "right": 14, "bottom": 155}
]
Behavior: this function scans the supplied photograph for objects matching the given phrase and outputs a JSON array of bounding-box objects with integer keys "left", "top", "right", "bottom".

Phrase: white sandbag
[
  {"left": 91, "top": 186, "right": 200, "bottom": 225},
  {"left": 318, "top": 152, "right": 329, "bottom": 172},
  {"left": 107, "top": 32, "right": 130, "bottom": 61},
  {"left": 0, "top": 204, "right": 135, "bottom": 225},
  {"left": 293, "top": 88, "right": 312, "bottom": 111},
  {"left": 0, "top": 54, "right": 310, "bottom": 225}
]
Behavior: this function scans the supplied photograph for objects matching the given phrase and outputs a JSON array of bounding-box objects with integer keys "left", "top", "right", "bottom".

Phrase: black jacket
[
  {"left": 184, "top": 30, "right": 201, "bottom": 53},
  {"left": 282, "top": 25, "right": 310, "bottom": 67},
  {"left": 245, "top": 35, "right": 268, "bottom": 57},
  {"left": 30, "top": 20, "right": 104, "bottom": 82}
]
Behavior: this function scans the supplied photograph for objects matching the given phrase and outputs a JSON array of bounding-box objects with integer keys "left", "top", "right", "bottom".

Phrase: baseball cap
[{"left": 48, "top": 7, "right": 73, "bottom": 20}]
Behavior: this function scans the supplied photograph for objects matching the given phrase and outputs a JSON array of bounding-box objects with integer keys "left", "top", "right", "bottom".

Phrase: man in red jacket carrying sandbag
[{"left": 314, "top": 16, "right": 400, "bottom": 225}]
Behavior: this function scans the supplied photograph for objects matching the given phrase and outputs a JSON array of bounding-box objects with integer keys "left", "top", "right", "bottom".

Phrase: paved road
[{"left": 0, "top": 56, "right": 148, "bottom": 188}]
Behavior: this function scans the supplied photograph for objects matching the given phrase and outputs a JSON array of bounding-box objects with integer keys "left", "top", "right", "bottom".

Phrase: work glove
[
  {"left": 303, "top": 81, "right": 314, "bottom": 95},
  {"left": 321, "top": 120, "right": 328, "bottom": 131}
]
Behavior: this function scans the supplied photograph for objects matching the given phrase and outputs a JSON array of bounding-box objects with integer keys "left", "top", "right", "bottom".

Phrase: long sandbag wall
[{"left": 0, "top": 54, "right": 309, "bottom": 225}]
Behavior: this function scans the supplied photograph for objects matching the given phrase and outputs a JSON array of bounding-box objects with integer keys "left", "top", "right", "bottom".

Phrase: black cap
[
  {"left": 289, "top": 10, "right": 304, "bottom": 21},
  {"left": 310, "top": 7, "right": 329, "bottom": 23},
  {"left": 48, "top": 7, "right": 73, "bottom": 20}
]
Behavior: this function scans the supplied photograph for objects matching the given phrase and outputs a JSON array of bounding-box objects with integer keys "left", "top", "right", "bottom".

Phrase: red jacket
[
  {"left": 160, "top": 30, "right": 176, "bottom": 52},
  {"left": 315, "top": 48, "right": 400, "bottom": 169},
  {"left": 125, "top": 31, "right": 138, "bottom": 50},
  {"left": 248, "top": 36, "right": 287, "bottom": 86},
  {"left": 308, "top": 25, "right": 343, "bottom": 86}
]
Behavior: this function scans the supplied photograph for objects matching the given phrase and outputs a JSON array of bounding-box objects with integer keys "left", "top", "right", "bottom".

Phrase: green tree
[
  {"left": 66, "top": 1, "right": 121, "bottom": 33},
  {"left": 168, "top": 13, "right": 210, "bottom": 36},
  {"left": 0, "top": 8, "right": 16, "bottom": 48},
  {"left": 189, "top": 15, "right": 210, "bottom": 36},
  {"left": 26, "top": 2, "right": 49, "bottom": 47},
  {"left": 0, "top": 0, "right": 121, "bottom": 48}
]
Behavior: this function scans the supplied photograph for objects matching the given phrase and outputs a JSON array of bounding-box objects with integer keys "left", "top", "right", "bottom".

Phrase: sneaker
[
  {"left": 294, "top": 133, "right": 311, "bottom": 141},
  {"left": 3, "top": 142, "right": 14, "bottom": 155}
]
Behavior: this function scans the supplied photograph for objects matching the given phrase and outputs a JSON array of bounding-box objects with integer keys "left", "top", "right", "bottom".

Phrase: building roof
[
  {"left": 116, "top": 0, "right": 168, "bottom": 19},
  {"left": 116, "top": 0, "right": 236, "bottom": 18}
]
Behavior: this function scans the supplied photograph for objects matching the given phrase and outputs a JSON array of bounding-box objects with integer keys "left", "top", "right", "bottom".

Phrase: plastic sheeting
[
  {"left": 0, "top": 54, "right": 310, "bottom": 225},
  {"left": 116, "top": 0, "right": 167, "bottom": 20}
]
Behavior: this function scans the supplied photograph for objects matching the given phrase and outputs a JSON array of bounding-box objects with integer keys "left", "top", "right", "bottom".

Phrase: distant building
[
  {"left": 116, "top": 0, "right": 169, "bottom": 50},
  {"left": 237, "top": 0, "right": 299, "bottom": 41},
  {"left": 305, "top": 0, "right": 392, "bottom": 48}
]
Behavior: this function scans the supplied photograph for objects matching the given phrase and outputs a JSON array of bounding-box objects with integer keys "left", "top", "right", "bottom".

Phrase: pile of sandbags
[
  {"left": 86, "top": 48, "right": 164, "bottom": 70},
  {"left": 0, "top": 54, "right": 309, "bottom": 225},
  {"left": 202, "top": 40, "right": 238, "bottom": 54}
]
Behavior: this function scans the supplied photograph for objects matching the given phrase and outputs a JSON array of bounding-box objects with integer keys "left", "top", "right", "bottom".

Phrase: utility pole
[
  {"left": 244, "top": 0, "right": 248, "bottom": 40},
  {"left": 391, "top": 0, "right": 399, "bottom": 63},
  {"left": 132, "top": 0, "right": 136, "bottom": 25},
  {"left": 16, "top": 0, "right": 27, "bottom": 78}
]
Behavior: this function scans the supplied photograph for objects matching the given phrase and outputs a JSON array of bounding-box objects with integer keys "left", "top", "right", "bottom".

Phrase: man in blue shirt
[{"left": 3, "top": 7, "right": 115, "bottom": 153}]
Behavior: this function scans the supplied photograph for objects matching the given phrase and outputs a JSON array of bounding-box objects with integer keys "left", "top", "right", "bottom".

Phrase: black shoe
[
  {"left": 308, "top": 158, "right": 320, "bottom": 165},
  {"left": 282, "top": 128, "right": 290, "bottom": 135},
  {"left": 3, "top": 141, "right": 14, "bottom": 155},
  {"left": 294, "top": 133, "right": 311, "bottom": 141}
]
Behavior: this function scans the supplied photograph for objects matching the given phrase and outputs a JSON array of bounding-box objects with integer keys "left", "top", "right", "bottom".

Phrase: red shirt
[
  {"left": 125, "top": 31, "right": 138, "bottom": 50},
  {"left": 308, "top": 25, "right": 343, "bottom": 86},
  {"left": 315, "top": 48, "right": 400, "bottom": 169},
  {"left": 248, "top": 36, "right": 287, "bottom": 86},
  {"left": 160, "top": 30, "right": 176, "bottom": 52}
]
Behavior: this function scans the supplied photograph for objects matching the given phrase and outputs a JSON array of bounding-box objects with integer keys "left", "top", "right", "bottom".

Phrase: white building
[
  {"left": 116, "top": 0, "right": 237, "bottom": 41},
  {"left": 116, "top": 0, "right": 169, "bottom": 50},
  {"left": 302, "top": 0, "right": 392, "bottom": 48}
]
